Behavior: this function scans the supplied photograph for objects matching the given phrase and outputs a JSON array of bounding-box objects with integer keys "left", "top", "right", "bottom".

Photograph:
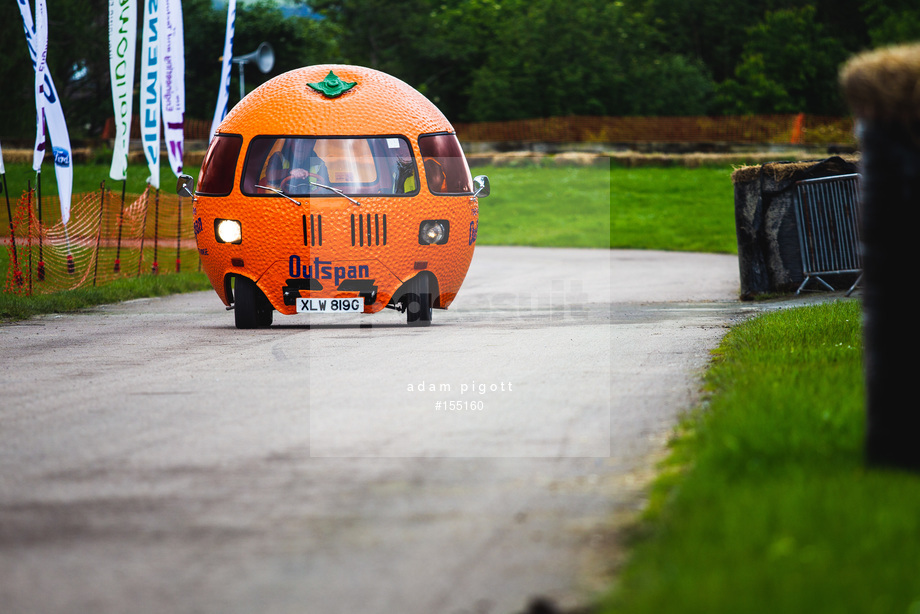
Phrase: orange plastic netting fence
[
  {"left": 103, "top": 114, "right": 856, "bottom": 145},
  {"left": 451, "top": 114, "right": 855, "bottom": 145},
  {"left": 5, "top": 185, "right": 198, "bottom": 295}
]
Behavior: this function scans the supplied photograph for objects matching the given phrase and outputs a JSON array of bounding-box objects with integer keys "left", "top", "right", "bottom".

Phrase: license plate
[{"left": 296, "top": 297, "right": 364, "bottom": 313}]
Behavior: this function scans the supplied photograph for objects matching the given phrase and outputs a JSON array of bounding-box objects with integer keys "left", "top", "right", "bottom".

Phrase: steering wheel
[{"left": 280, "top": 171, "right": 324, "bottom": 193}]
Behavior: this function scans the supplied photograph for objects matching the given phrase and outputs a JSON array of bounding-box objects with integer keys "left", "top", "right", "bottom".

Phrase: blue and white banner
[
  {"left": 161, "top": 0, "right": 185, "bottom": 177},
  {"left": 0, "top": 139, "right": 6, "bottom": 175},
  {"left": 32, "top": 0, "right": 48, "bottom": 173},
  {"left": 140, "top": 0, "right": 161, "bottom": 188},
  {"left": 17, "top": 0, "right": 74, "bottom": 225},
  {"left": 108, "top": 0, "right": 137, "bottom": 182},
  {"left": 209, "top": 0, "right": 236, "bottom": 142}
]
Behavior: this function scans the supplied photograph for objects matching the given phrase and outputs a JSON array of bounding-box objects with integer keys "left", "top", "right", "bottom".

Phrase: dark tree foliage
[
  {"left": 308, "top": 0, "right": 490, "bottom": 121},
  {"left": 1, "top": 0, "right": 919, "bottom": 139},
  {"left": 862, "top": 0, "right": 920, "bottom": 46},
  {"left": 183, "top": 0, "right": 342, "bottom": 121},
  {"left": 0, "top": 0, "right": 340, "bottom": 140},
  {"left": 1, "top": 0, "right": 110, "bottom": 142},
  {"left": 306, "top": 0, "right": 896, "bottom": 120},
  {"left": 712, "top": 6, "right": 850, "bottom": 115}
]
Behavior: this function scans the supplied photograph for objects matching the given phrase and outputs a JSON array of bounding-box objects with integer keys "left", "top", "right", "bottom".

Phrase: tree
[
  {"left": 172, "top": 0, "right": 343, "bottom": 123},
  {"left": 307, "top": 0, "right": 495, "bottom": 121},
  {"left": 0, "top": 0, "right": 109, "bottom": 140},
  {"left": 0, "top": 0, "right": 340, "bottom": 140},
  {"left": 5, "top": 0, "right": 919, "bottom": 139},
  {"left": 638, "top": 0, "right": 779, "bottom": 83},
  {"left": 713, "top": 6, "right": 849, "bottom": 115},
  {"left": 861, "top": 0, "right": 920, "bottom": 47},
  {"left": 463, "top": 0, "right": 715, "bottom": 120},
  {"left": 623, "top": 54, "right": 714, "bottom": 116}
]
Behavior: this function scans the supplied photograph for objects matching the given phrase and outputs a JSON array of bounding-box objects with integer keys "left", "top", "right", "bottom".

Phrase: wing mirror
[
  {"left": 472, "top": 175, "right": 490, "bottom": 198},
  {"left": 177, "top": 173, "right": 196, "bottom": 198}
]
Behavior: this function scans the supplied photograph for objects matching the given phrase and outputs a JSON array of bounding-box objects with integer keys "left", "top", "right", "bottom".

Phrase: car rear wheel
[
  {"left": 405, "top": 274, "right": 432, "bottom": 327},
  {"left": 234, "top": 275, "right": 274, "bottom": 329}
]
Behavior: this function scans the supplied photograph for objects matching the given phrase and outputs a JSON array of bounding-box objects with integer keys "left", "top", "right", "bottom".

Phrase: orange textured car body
[{"left": 185, "top": 65, "right": 489, "bottom": 328}]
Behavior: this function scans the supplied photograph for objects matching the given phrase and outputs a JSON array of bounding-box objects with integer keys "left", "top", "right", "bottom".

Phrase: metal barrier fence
[{"left": 794, "top": 173, "right": 862, "bottom": 295}]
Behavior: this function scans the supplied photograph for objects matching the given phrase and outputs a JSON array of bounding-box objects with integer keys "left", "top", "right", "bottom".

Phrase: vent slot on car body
[
  {"left": 351, "top": 213, "right": 387, "bottom": 247},
  {"left": 303, "top": 214, "right": 323, "bottom": 246}
]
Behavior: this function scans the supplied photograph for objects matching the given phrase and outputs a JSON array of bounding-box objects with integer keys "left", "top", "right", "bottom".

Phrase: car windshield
[{"left": 241, "top": 136, "right": 419, "bottom": 197}]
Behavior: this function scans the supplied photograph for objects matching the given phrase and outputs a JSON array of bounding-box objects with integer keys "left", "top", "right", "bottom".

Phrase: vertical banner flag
[
  {"left": 161, "top": 0, "right": 185, "bottom": 176},
  {"left": 209, "top": 0, "right": 236, "bottom": 141},
  {"left": 108, "top": 0, "right": 137, "bottom": 181},
  {"left": 17, "top": 0, "right": 74, "bottom": 225},
  {"left": 32, "top": 0, "right": 48, "bottom": 173},
  {"left": 0, "top": 139, "right": 5, "bottom": 175},
  {"left": 141, "top": 0, "right": 161, "bottom": 188}
]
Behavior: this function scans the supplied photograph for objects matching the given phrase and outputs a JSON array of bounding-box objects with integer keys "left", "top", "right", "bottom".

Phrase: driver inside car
[
  {"left": 261, "top": 139, "right": 329, "bottom": 193},
  {"left": 288, "top": 139, "right": 330, "bottom": 186}
]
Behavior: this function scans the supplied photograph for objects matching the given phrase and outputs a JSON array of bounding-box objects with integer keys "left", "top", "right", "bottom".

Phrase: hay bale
[
  {"left": 551, "top": 151, "right": 608, "bottom": 167},
  {"left": 731, "top": 155, "right": 860, "bottom": 184},
  {"left": 840, "top": 43, "right": 920, "bottom": 136},
  {"left": 732, "top": 156, "right": 859, "bottom": 298}
]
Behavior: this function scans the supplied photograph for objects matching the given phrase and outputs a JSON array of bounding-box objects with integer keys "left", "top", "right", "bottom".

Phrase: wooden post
[
  {"left": 175, "top": 194, "right": 182, "bottom": 272},
  {"left": 2, "top": 172, "right": 23, "bottom": 285},
  {"left": 36, "top": 172, "right": 44, "bottom": 281},
  {"left": 26, "top": 181, "right": 33, "bottom": 295},
  {"left": 152, "top": 188, "right": 160, "bottom": 274},
  {"left": 841, "top": 44, "right": 920, "bottom": 470},
  {"left": 93, "top": 182, "right": 106, "bottom": 287}
]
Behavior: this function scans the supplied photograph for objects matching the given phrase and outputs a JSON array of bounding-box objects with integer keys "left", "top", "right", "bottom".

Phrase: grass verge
[
  {"left": 1, "top": 162, "right": 206, "bottom": 321},
  {"left": 0, "top": 271, "right": 212, "bottom": 322},
  {"left": 600, "top": 299, "right": 920, "bottom": 614}
]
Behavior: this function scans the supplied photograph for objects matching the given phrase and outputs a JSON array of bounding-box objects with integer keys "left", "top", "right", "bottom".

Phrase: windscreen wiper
[
  {"left": 254, "top": 184, "right": 302, "bottom": 206},
  {"left": 310, "top": 181, "right": 362, "bottom": 206}
]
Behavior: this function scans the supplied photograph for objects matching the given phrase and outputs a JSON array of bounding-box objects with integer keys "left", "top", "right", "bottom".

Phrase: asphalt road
[{"left": 0, "top": 246, "right": 749, "bottom": 614}]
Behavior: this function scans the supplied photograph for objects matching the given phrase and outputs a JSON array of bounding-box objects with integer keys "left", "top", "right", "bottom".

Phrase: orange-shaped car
[{"left": 178, "top": 65, "right": 490, "bottom": 328}]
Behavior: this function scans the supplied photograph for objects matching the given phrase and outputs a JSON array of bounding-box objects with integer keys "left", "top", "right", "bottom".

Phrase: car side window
[
  {"left": 197, "top": 134, "right": 243, "bottom": 196},
  {"left": 418, "top": 133, "right": 473, "bottom": 195}
]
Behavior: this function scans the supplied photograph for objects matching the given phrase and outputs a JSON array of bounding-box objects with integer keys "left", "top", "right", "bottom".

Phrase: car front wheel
[
  {"left": 405, "top": 274, "right": 432, "bottom": 327},
  {"left": 234, "top": 275, "right": 274, "bottom": 329}
]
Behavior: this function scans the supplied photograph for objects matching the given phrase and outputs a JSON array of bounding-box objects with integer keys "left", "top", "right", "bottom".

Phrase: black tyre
[
  {"left": 405, "top": 274, "right": 433, "bottom": 327},
  {"left": 234, "top": 275, "right": 274, "bottom": 329}
]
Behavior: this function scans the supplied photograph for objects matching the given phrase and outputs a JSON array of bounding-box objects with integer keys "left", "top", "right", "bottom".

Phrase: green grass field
[
  {"left": 610, "top": 165, "right": 737, "bottom": 253},
  {"left": 4, "top": 162, "right": 739, "bottom": 254},
  {"left": 472, "top": 163, "right": 736, "bottom": 253},
  {"left": 1, "top": 159, "right": 192, "bottom": 201},
  {"left": 600, "top": 300, "right": 920, "bottom": 614},
  {"left": 2, "top": 161, "right": 739, "bottom": 254},
  {"left": 473, "top": 164, "right": 612, "bottom": 248},
  {"left": 3, "top": 161, "right": 738, "bottom": 320}
]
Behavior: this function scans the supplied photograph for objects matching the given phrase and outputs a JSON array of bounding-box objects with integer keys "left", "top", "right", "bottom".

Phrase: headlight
[
  {"left": 215, "top": 219, "right": 242, "bottom": 244},
  {"left": 418, "top": 220, "right": 450, "bottom": 245}
]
